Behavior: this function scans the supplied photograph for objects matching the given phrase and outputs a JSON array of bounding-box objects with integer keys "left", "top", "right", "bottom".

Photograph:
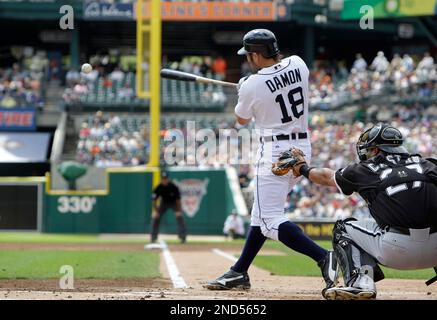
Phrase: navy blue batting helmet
[{"left": 237, "top": 29, "right": 279, "bottom": 58}]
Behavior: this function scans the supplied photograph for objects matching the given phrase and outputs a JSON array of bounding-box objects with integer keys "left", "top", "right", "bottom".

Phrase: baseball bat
[{"left": 160, "top": 68, "right": 237, "bottom": 88}]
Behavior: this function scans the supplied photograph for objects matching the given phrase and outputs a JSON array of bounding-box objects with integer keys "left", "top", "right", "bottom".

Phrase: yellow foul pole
[
  {"left": 149, "top": 0, "right": 161, "bottom": 171},
  {"left": 136, "top": 0, "right": 161, "bottom": 187}
]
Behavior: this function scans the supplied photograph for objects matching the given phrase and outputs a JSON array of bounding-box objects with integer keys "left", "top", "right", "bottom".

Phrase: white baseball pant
[{"left": 250, "top": 137, "right": 311, "bottom": 240}]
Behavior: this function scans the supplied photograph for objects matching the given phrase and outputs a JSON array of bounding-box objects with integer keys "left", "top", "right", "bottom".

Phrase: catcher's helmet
[
  {"left": 356, "top": 123, "right": 408, "bottom": 161},
  {"left": 237, "top": 29, "right": 279, "bottom": 58}
]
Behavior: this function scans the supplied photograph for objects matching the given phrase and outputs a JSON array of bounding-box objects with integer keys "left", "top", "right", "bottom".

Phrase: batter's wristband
[{"left": 299, "top": 165, "right": 315, "bottom": 179}]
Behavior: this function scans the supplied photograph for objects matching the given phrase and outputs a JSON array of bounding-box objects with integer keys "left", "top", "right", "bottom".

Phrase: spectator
[
  {"left": 79, "top": 122, "right": 91, "bottom": 139},
  {"left": 212, "top": 56, "right": 227, "bottom": 80},
  {"left": 223, "top": 210, "right": 246, "bottom": 240},
  {"left": 390, "top": 53, "right": 402, "bottom": 70},
  {"left": 200, "top": 57, "right": 212, "bottom": 77},
  {"left": 370, "top": 51, "right": 389, "bottom": 73},
  {"left": 238, "top": 173, "right": 250, "bottom": 188},
  {"left": 179, "top": 58, "right": 193, "bottom": 74},
  {"left": 402, "top": 54, "right": 415, "bottom": 72},
  {"left": 418, "top": 52, "right": 434, "bottom": 70},
  {"left": 117, "top": 83, "right": 134, "bottom": 100},
  {"left": 66, "top": 68, "right": 80, "bottom": 86},
  {"left": 110, "top": 66, "right": 125, "bottom": 82},
  {"left": 0, "top": 60, "right": 45, "bottom": 108},
  {"left": 84, "top": 67, "right": 99, "bottom": 82},
  {"left": 0, "top": 93, "right": 17, "bottom": 108},
  {"left": 352, "top": 53, "right": 367, "bottom": 72}
]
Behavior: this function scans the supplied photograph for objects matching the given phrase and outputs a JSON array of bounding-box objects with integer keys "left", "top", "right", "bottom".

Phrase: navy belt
[
  {"left": 261, "top": 132, "right": 307, "bottom": 143},
  {"left": 388, "top": 226, "right": 437, "bottom": 235}
]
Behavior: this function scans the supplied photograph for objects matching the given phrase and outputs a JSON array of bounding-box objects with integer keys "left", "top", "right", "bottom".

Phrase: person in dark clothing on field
[{"left": 150, "top": 172, "right": 187, "bottom": 243}]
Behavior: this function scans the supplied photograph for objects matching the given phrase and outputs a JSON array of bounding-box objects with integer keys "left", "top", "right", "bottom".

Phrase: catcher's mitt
[{"left": 271, "top": 148, "right": 307, "bottom": 176}]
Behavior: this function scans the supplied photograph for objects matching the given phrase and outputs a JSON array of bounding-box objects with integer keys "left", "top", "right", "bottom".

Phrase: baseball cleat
[
  {"left": 318, "top": 251, "right": 339, "bottom": 297},
  {"left": 323, "top": 286, "right": 377, "bottom": 300},
  {"left": 204, "top": 269, "right": 251, "bottom": 290}
]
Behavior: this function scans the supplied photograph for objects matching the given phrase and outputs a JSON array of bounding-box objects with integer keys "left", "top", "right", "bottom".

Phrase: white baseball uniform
[
  {"left": 223, "top": 214, "right": 246, "bottom": 237},
  {"left": 235, "top": 55, "right": 311, "bottom": 240}
]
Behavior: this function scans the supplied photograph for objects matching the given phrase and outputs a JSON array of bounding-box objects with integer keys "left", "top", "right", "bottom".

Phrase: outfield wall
[
  {"left": 1, "top": 170, "right": 335, "bottom": 239},
  {"left": 43, "top": 168, "right": 238, "bottom": 235}
]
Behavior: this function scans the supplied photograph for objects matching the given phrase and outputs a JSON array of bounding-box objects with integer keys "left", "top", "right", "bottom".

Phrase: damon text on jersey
[{"left": 265, "top": 68, "right": 302, "bottom": 93}]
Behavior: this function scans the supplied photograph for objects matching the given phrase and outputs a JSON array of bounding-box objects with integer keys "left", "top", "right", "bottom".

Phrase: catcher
[{"left": 275, "top": 123, "right": 437, "bottom": 300}]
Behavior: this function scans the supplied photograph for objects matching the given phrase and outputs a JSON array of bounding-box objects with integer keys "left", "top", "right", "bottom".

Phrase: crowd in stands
[
  {"left": 159, "top": 114, "right": 241, "bottom": 167},
  {"left": 72, "top": 51, "right": 434, "bottom": 108},
  {"left": 72, "top": 49, "right": 436, "bottom": 220},
  {"left": 308, "top": 52, "right": 436, "bottom": 108},
  {"left": 76, "top": 103, "right": 436, "bottom": 220},
  {"left": 76, "top": 111, "right": 149, "bottom": 167},
  {"left": 285, "top": 113, "right": 437, "bottom": 220},
  {"left": 171, "top": 107, "right": 435, "bottom": 220},
  {"left": 63, "top": 51, "right": 137, "bottom": 105},
  {"left": 164, "top": 55, "right": 227, "bottom": 80},
  {"left": 63, "top": 50, "right": 436, "bottom": 112},
  {"left": 63, "top": 54, "right": 228, "bottom": 108},
  {"left": 76, "top": 112, "right": 241, "bottom": 167},
  {"left": 63, "top": 67, "right": 137, "bottom": 106},
  {"left": 0, "top": 57, "right": 46, "bottom": 109}
]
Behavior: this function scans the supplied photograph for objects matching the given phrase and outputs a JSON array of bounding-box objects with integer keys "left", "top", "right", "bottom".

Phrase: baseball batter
[
  {"left": 205, "top": 29, "right": 337, "bottom": 294},
  {"left": 282, "top": 123, "right": 437, "bottom": 299}
]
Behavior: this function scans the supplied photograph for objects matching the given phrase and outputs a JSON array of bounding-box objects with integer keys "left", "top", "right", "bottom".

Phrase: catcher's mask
[{"left": 356, "top": 123, "right": 408, "bottom": 161}]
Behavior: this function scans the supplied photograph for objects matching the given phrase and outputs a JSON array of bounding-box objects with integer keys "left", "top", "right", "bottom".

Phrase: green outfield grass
[
  {"left": 256, "top": 240, "right": 436, "bottom": 280},
  {"left": 253, "top": 255, "right": 436, "bottom": 280},
  {"left": 1, "top": 233, "right": 434, "bottom": 281},
  {"left": 0, "top": 232, "right": 149, "bottom": 244},
  {"left": 0, "top": 250, "right": 160, "bottom": 279},
  {"left": 264, "top": 240, "right": 332, "bottom": 252},
  {"left": 169, "top": 238, "right": 436, "bottom": 280}
]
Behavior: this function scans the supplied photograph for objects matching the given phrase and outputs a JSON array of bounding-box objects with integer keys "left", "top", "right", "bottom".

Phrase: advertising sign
[
  {"left": 342, "top": 0, "right": 437, "bottom": 20},
  {"left": 83, "top": 1, "right": 134, "bottom": 21},
  {"left": 0, "top": 108, "right": 36, "bottom": 131}
]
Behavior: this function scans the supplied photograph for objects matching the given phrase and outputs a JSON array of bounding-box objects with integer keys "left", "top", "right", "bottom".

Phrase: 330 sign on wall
[{"left": 57, "top": 196, "right": 97, "bottom": 214}]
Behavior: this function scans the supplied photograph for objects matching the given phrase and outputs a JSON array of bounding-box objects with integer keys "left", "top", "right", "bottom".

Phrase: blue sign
[
  {"left": 0, "top": 108, "right": 36, "bottom": 131},
  {"left": 83, "top": 1, "right": 134, "bottom": 21}
]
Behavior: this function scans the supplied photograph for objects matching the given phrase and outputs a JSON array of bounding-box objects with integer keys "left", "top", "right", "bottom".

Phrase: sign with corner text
[
  {"left": 135, "top": 2, "right": 290, "bottom": 21},
  {"left": 0, "top": 108, "right": 36, "bottom": 131}
]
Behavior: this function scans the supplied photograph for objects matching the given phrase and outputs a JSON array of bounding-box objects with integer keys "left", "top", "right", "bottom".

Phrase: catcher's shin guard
[
  {"left": 324, "top": 220, "right": 379, "bottom": 300},
  {"left": 332, "top": 219, "right": 384, "bottom": 287}
]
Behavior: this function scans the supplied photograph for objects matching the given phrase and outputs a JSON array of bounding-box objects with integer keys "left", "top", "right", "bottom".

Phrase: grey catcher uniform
[
  {"left": 334, "top": 153, "right": 437, "bottom": 270},
  {"left": 288, "top": 123, "right": 437, "bottom": 300}
]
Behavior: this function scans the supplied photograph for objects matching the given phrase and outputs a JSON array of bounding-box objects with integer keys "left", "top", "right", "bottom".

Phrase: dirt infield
[{"left": 0, "top": 242, "right": 436, "bottom": 300}]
